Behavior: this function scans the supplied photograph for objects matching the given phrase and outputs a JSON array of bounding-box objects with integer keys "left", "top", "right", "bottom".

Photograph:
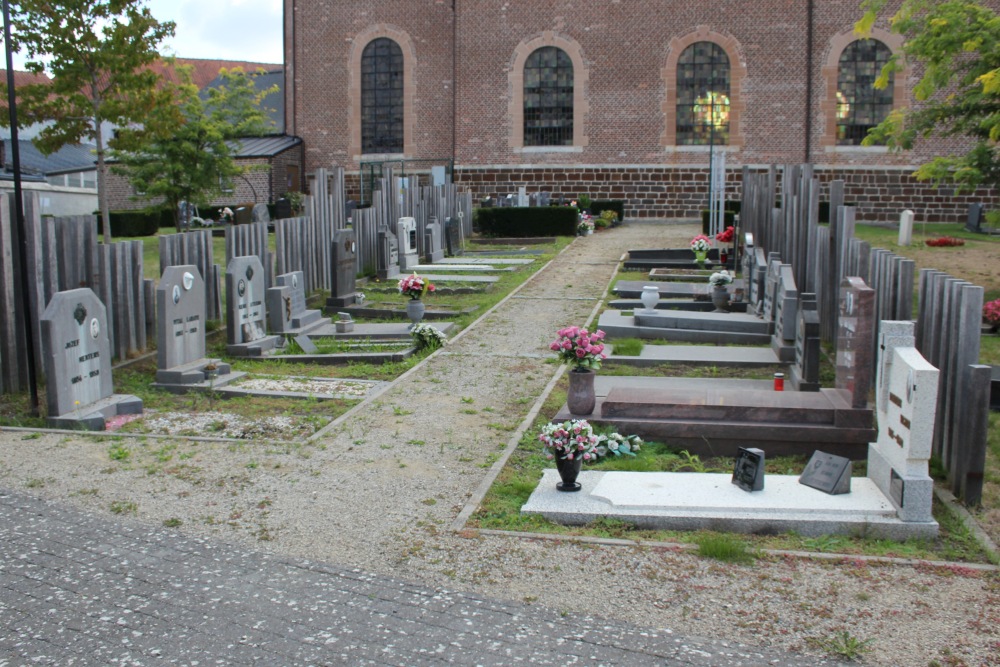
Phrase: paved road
[{"left": 1, "top": 490, "right": 827, "bottom": 666}]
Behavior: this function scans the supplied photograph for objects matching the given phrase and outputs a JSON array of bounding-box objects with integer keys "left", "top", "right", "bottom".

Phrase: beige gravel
[{"left": 1, "top": 223, "right": 998, "bottom": 667}]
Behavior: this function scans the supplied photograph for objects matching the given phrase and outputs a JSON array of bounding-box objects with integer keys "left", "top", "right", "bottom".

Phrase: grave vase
[
  {"left": 640, "top": 285, "right": 660, "bottom": 312},
  {"left": 555, "top": 454, "right": 583, "bottom": 492},
  {"left": 693, "top": 250, "right": 708, "bottom": 265},
  {"left": 711, "top": 286, "right": 730, "bottom": 313},
  {"left": 567, "top": 368, "right": 596, "bottom": 415},
  {"left": 406, "top": 299, "right": 425, "bottom": 329}
]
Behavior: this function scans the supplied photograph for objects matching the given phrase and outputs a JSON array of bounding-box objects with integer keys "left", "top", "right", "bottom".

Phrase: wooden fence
[{"left": 159, "top": 229, "right": 222, "bottom": 321}]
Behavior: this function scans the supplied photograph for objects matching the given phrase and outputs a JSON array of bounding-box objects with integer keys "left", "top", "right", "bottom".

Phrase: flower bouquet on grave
[
  {"left": 595, "top": 431, "right": 642, "bottom": 459},
  {"left": 410, "top": 323, "right": 447, "bottom": 350},
  {"left": 715, "top": 225, "right": 735, "bottom": 265},
  {"left": 219, "top": 207, "right": 234, "bottom": 224},
  {"left": 398, "top": 272, "right": 435, "bottom": 300},
  {"left": 539, "top": 419, "right": 599, "bottom": 462},
  {"left": 708, "top": 270, "right": 734, "bottom": 288},
  {"left": 577, "top": 215, "right": 595, "bottom": 236},
  {"left": 984, "top": 298, "right": 1000, "bottom": 332},
  {"left": 690, "top": 234, "right": 712, "bottom": 265},
  {"left": 549, "top": 326, "right": 607, "bottom": 372}
]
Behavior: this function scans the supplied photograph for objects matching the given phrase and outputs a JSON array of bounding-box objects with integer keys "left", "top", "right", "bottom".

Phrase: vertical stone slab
[
  {"left": 227, "top": 256, "right": 267, "bottom": 345},
  {"left": 40, "top": 288, "right": 141, "bottom": 429},
  {"left": 958, "top": 365, "right": 992, "bottom": 506},
  {"left": 397, "top": 217, "right": 419, "bottom": 271},
  {"left": 376, "top": 226, "right": 400, "bottom": 281},
  {"left": 789, "top": 298, "right": 821, "bottom": 392},
  {"left": 898, "top": 210, "right": 914, "bottom": 246},
  {"left": 271, "top": 270, "right": 323, "bottom": 332},
  {"left": 750, "top": 247, "right": 767, "bottom": 311},
  {"left": 156, "top": 266, "right": 207, "bottom": 382},
  {"left": 948, "top": 284, "right": 984, "bottom": 488},
  {"left": 867, "top": 323, "right": 938, "bottom": 526},
  {"left": 836, "top": 277, "right": 876, "bottom": 408},
  {"left": 761, "top": 255, "right": 781, "bottom": 325},
  {"left": 425, "top": 219, "right": 444, "bottom": 263},
  {"left": 328, "top": 229, "right": 358, "bottom": 308}
]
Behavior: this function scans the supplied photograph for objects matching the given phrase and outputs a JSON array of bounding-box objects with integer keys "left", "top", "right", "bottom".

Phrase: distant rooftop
[{"left": 3, "top": 139, "right": 95, "bottom": 176}]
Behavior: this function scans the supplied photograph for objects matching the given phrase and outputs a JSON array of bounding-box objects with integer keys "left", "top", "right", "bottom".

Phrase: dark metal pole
[{"left": 2, "top": 0, "right": 40, "bottom": 416}]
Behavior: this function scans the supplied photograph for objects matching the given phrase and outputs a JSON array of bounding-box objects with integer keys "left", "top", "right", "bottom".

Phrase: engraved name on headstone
[{"left": 799, "top": 451, "right": 852, "bottom": 495}]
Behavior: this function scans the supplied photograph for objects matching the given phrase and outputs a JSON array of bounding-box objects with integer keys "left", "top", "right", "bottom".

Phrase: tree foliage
[
  {"left": 2, "top": 0, "right": 175, "bottom": 243},
  {"left": 857, "top": 0, "right": 1000, "bottom": 202},
  {"left": 111, "top": 67, "right": 277, "bottom": 231}
]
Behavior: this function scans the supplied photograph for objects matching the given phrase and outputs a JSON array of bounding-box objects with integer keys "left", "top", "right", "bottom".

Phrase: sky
[{"left": 10, "top": 0, "right": 284, "bottom": 69}]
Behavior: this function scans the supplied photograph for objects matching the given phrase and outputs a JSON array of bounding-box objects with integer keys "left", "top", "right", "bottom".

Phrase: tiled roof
[
  {"left": 202, "top": 68, "right": 284, "bottom": 131},
  {"left": 229, "top": 135, "right": 302, "bottom": 158},
  {"left": 149, "top": 58, "right": 281, "bottom": 90}
]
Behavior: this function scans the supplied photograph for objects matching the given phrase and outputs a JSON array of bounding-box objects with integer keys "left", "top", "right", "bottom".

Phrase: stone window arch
[
  {"left": 508, "top": 32, "right": 589, "bottom": 151},
  {"left": 348, "top": 25, "right": 415, "bottom": 159},
  {"left": 661, "top": 27, "right": 745, "bottom": 149},
  {"left": 821, "top": 28, "right": 906, "bottom": 150}
]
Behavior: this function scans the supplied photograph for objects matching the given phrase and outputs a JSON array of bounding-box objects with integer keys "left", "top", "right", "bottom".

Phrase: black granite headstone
[
  {"left": 799, "top": 451, "right": 852, "bottom": 495},
  {"left": 732, "top": 447, "right": 765, "bottom": 492},
  {"left": 966, "top": 203, "right": 983, "bottom": 233}
]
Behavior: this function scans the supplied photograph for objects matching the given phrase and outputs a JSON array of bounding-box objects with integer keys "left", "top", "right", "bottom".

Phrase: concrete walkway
[{"left": 0, "top": 489, "right": 825, "bottom": 666}]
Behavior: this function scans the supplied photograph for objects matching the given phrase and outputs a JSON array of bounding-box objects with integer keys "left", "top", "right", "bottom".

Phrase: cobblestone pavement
[{"left": 1, "top": 489, "right": 826, "bottom": 666}]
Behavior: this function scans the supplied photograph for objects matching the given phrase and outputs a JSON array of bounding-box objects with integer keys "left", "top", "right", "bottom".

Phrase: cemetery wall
[{"left": 288, "top": 0, "right": 1000, "bottom": 222}]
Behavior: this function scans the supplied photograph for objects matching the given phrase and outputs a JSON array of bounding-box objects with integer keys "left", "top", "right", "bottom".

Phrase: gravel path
[{"left": 0, "top": 223, "right": 997, "bottom": 666}]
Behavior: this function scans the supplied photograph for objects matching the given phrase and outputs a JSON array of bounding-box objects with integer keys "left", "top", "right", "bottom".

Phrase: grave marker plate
[
  {"left": 294, "top": 334, "right": 318, "bottom": 354},
  {"left": 732, "top": 447, "right": 765, "bottom": 492},
  {"left": 799, "top": 451, "right": 852, "bottom": 495}
]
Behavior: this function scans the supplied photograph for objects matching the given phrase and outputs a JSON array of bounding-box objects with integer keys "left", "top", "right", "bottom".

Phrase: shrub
[
  {"left": 476, "top": 206, "right": 577, "bottom": 237},
  {"left": 97, "top": 210, "right": 162, "bottom": 237},
  {"left": 590, "top": 200, "right": 625, "bottom": 223}
]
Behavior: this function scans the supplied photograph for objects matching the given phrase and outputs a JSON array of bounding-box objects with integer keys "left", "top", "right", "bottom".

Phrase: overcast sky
[{"left": 10, "top": 0, "right": 283, "bottom": 69}]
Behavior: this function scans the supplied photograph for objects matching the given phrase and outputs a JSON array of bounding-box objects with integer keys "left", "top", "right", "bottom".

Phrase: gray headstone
[
  {"left": 898, "top": 210, "right": 914, "bottom": 246},
  {"left": 445, "top": 217, "right": 464, "bottom": 257},
  {"left": 251, "top": 203, "right": 271, "bottom": 223},
  {"left": 750, "top": 247, "right": 767, "bottom": 311},
  {"left": 425, "top": 219, "right": 444, "bottom": 263},
  {"left": 377, "top": 226, "right": 400, "bottom": 280},
  {"left": 789, "top": 299, "right": 821, "bottom": 392},
  {"left": 762, "top": 256, "right": 782, "bottom": 324},
  {"left": 156, "top": 265, "right": 206, "bottom": 371},
  {"left": 226, "top": 256, "right": 268, "bottom": 345},
  {"left": 539, "top": 191, "right": 551, "bottom": 207},
  {"left": 966, "top": 203, "right": 983, "bottom": 233},
  {"left": 270, "top": 271, "right": 324, "bottom": 333},
  {"left": 774, "top": 265, "right": 799, "bottom": 343},
  {"left": 274, "top": 198, "right": 292, "bottom": 219},
  {"left": 867, "top": 320, "right": 939, "bottom": 524},
  {"left": 518, "top": 186, "right": 528, "bottom": 207},
  {"left": 328, "top": 229, "right": 358, "bottom": 307},
  {"left": 836, "top": 277, "right": 877, "bottom": 408},
  {"left": 40, "top": 288, "right": 142, "bottom": 428}
]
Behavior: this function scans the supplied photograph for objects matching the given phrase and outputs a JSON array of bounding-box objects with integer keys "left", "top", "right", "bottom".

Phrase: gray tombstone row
[{"left": 40, "top": 288, "right": 142, "bottom": 430}]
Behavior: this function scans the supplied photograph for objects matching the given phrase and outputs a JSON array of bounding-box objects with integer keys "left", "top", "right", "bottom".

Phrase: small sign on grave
[
  {"left": 799, "top": 451, "right": 852, "bottom": 495},
  {"left": 732, "top": 447, "right": 765, "bottom": 492}
]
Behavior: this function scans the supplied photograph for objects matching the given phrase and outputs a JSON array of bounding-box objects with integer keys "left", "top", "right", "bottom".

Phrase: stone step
[
  {"left": 597, "top": 310, "right": 772, "bottom": 345},
  {"left": 634, "top": 309, "right": 770, "bottom": 335}
]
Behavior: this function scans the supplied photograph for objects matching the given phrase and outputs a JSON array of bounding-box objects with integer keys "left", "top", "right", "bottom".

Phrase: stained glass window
[
  {"left": 524, "top": 47, "right": 574, "bottom": 146},
  {"left": 676, "top": 42, "right": 730, "bottom": 145},
  {"left": 837, "top": 39, "right": 893, "bottom": 146}
]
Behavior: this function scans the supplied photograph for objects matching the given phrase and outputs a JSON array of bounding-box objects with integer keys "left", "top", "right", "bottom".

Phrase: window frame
[{"left": 360, "top": 37, "right": 405, "bottom": 155}]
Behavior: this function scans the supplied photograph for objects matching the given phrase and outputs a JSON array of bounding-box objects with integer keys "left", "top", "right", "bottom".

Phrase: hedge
[
  {"left": 476, "top": 206, "right": 577, "bottom": 237},
  {"left": 97, "top": 209, "right": 164, "bottom": 237}
]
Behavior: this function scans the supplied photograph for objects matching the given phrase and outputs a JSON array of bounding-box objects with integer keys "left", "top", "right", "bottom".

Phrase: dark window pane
[
  {"left": 361, "top": 38, "right": 404, "bottom": 154},
  {"left": 836, "top": 39, "right": 893, "bottom": 146},
  {"left": 676, "top": 41, "right": 730, "bottom": 145},
  {"left": 523, "top": 46, "right": 574, "bottom": 146}
]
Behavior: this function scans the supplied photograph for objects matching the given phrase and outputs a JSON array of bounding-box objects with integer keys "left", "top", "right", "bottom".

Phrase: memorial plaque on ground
[
  {"left": 799, "top": 451, "right": 852, "bottom": 495},
  {"left": 732, "top": 447, "right": 765, "bottom": 492},
  {"left": 328, "top": 229, "right": 358, "bottom": 308},
  {"left": 836, "top": 277, "right": 876, "bottom": 408},
  {"left": 40, "top": 288, "right": 142, "bottom": 429}
]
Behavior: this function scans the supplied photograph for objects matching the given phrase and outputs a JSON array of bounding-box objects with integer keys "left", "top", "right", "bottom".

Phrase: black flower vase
[{"left": 555, "top": 455, "right": 583, "bottom": 492}]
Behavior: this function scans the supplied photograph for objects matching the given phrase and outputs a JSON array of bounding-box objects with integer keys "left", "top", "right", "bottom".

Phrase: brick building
[{"left": 283, "top": 0, "right": 1000, "bottom": 222}]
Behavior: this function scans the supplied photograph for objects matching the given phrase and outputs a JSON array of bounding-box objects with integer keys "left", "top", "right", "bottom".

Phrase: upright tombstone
[
  {"left": 761, "top": 254, "right": 782, "bottom": 325},
  {"left": 345, "top": 199, "right": 358, "bottom": 225},
  {"left": 269, "top": 270, "right": 325, "bottom": 334},
  {"left": 750, "top": 247, "right": 768, "bottom": 314},
  {"left": 770, "top": 264, "right": 799, "bottom": 362},
  {"left": 868, "top": 320, "right": 939, "bottom": 528},
  {"left": 424, "top": 217, "right": 445, "bottom": 263},
  {"left": 741, "top": 232, "right": 755, "bottom": 284},
  {"left": 898, "top": 210, "right": 915, "bottom": 246},
  {"left": 226, "top": 256, "right": 282, "bottom": 356},
  {"left": 397, "top": 217, "right": 419, "bottom": 271},
  {"left": 327, "top": 228, "right": 358, "bottom": 308},
  {"left": 518, "top": 186, "right": 528, "bottom": 207},
  {"left": 274, "top": 198, "right": 292, "bottom": 220},
  {"left": 966, "top": 203, "right": 984, "bottom": 234},
  {"left": 445, "top": 217, "right": 464, "bottom": 257},
  {"left": 789, "top": 296, "right": 821, "bottom": 392},
  {"left": 156, "top": 266, "right": 232, "bottom": 384},
  {"left": 836, "top": 277, "right": 876, "bottom": 408},
  {"left": 376, "top": 225, "right": 400, "bottom": 280},
  {"left": 539, "top": 191, "right": 551, "bottom": 207},
  {"left": 251, "top": 204, "right": 271, "bottom": 223},
  {"left": 40, "top": 288, "right": 142, "bottom": 430}
]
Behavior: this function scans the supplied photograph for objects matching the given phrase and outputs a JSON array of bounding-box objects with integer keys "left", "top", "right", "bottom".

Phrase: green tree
[
  {"left": 112, "top": 67, "right": 277, "bottom": 231},
  {"left": 858, "top": 0, "right": 1000, "bottom": 215},
  {"left": 3, "top": 0, "right": 175, "bottom": 243}
]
